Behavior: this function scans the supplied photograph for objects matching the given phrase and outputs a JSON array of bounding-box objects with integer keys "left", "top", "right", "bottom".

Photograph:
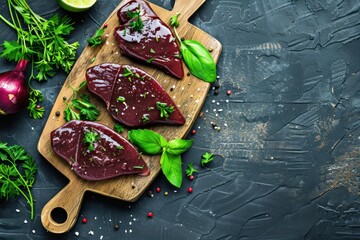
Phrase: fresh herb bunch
[
  {"left": 170, "top": 13, "right": 216, "bottom": 83},
  {"left": 128, "top": 129, "right": 193, "bottom": 188},
  {"left": 87, "top": 28, "right": 105, "bottom": 47},
  {"left": 0, "top": 142, "right": 37, "bottom": 219},
  {"left": 0, "top": 0, "right": 79, "bottom": 118},
  {"left": 64, "top": 81, "right": 100, "bottom": 122}
]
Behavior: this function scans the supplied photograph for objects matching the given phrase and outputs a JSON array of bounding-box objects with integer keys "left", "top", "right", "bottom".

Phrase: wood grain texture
[{"left": 38, "top": 0, "right": 222, "bottom": 233}]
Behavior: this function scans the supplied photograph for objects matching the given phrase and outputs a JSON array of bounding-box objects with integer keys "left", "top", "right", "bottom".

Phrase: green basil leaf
[
  {"left": 160, "top": 152, "right": 182, "bottom": 188},
  {"left": 128, "top": 129, "right": 167, "bottom": 155},
  {"left": 180, "top": 40, "right": 216, "bottom": 83},
  {"left": 166, "top": 139, "right": 193, "bottom": 155}
]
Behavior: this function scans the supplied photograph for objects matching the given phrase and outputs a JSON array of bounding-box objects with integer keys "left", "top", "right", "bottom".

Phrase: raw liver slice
[
  {"left": 51, "top": 120, "right": 149, "bottom": 180},
  {"left": 114, "top": 0, "right": 184, "bottom": 79},
  {"left": 86, "top": 63, "right": 186, "bottom": 127}
]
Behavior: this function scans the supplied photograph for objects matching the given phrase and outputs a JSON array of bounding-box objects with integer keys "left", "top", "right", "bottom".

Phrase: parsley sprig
[
  {"left": 169, "top": 12, "right": 180, "bottom": 28},
  {"left": 27, "top": 88, "right": 45, "bottom": 119},
  {"left": 156, "top": 102, "right": 174, "bottom": 119},
  {"left": 0, "top": 0, "right": 79, "bottom": 119},
  {"left": 114, "top": 123, "right": 125, "bottom": 133},
  {"left": 64, "top": 82, "right": 100, "bottom": 122},
  {"left": 83, "top": 129, "right": 100, "bottom": 151},
  {"left": 87, "top": 28, "right": 105, "bottom": 47},
  {"left": 185, "top": 162, "right": 198, "bottom": 177},
  {"left": 0, "top": 142, "right": 37, "bottom": 220},
  {"left": 127, "top": 6, "right": 144, "bottom": 31},
  {"left": 201, "top": 152, "right": 214, "bottom": 166}
]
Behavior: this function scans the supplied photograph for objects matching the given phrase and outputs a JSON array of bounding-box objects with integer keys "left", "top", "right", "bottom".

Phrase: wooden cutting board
[{"left": 38, "top": 0, "right": 221, "bottom": 234}]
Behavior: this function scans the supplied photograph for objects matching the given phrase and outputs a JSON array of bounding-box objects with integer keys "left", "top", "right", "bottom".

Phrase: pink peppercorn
[
  {"left": 188, "top": 187, "right": 193, "bottom": 193},
  {"left": 226, "top": 90, "right": 232, "bottom": 96},
  {"left": 82, "top": 217, "right": 87, "bottom": 223},
  {"left": 147, "top": 212, "right": 154, "bottom": 218},
  {"left": 156, "top": 187, "right": 161, "bottom": 193}
]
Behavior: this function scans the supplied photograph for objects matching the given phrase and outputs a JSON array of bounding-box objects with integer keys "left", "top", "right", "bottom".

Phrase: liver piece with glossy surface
[
  {"left": 114, "top": 0, "right": 184, "bottom": 79},
  {"left": 51, "top": 120, "right": 149, "bottom": 180},
  {"left": 86, "top": 63, "right": 185, "bottom": 127}
]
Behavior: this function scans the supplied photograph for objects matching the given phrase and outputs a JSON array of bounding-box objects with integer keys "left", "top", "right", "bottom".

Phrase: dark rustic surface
[{"left": 1, "top": 0, "right": 360, "bottom": 239}]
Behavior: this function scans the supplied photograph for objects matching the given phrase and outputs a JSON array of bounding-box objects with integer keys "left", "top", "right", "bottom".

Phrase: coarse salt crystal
[
  {"left": 88, "top": 231, "right": 94, "bottom": 235},
  {"left": 16, "top": 209, "right": 20, "bottom": 213},
  {"left": 32, "top": 230, "right": 36, "bottom": 234},
  {"left": 24, "top": 220, "right": 28, "bottom": 224},
  {"left": 75, "top": 231, "right": 79, "bottom": 236},
  {"left": 100, "top": 236, "right": 104, "bottom": 240}
]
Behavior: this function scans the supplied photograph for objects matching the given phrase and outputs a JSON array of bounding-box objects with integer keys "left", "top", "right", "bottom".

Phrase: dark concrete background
[{"left": 1, "top": 0, "right": 360, "bottom": 239}]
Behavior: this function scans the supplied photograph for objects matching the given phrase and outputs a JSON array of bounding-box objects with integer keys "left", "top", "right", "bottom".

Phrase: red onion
[{"left": 0, "top": 60, "right": 29, "bottom": 115}]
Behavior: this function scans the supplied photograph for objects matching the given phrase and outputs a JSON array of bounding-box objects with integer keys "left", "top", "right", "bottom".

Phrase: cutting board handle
[
  {"left": 41, "top": 181, "right": 86, "bottom": 234},
  {"left": 172, "top": 0, "right": 206, "bottom": 21}
]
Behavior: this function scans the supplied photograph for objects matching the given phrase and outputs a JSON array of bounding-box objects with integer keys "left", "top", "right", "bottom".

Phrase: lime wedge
[{"left": 57, "top": 0, "right": 97, "bottom": 12}]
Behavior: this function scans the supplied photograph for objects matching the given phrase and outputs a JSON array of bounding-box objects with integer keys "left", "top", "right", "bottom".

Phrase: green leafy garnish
[
  {"left": 87, "top": 28, "right": 105, "bottom": 47},
  {"left": 170, "top": 13, "right": 180, "bottom": 28},
  {"left": 116, "top": 145, "right": 124, "bottom": 150},
  {"left": 0, "top": 1, "right": 80, "bottom": 118},
  {"left": 0, "top": 142, "right": 37, "bottom": 219},
  {"left": 201, "top": 152, "right": 214, "bottom": 166},
  {"left": 173, "top": 25, "right": 216, "bottom": 83},
  {"left": 83, "top": 129, "right": 100, "bottom": 151},
  {"left": 160, "top": 152, "right": 182, "bottom": 188},
  {"left": 185, "top": 162, "right": 198, "bottom": 177},
  {"left": 128, "top": 129, "right": 166, "bottom": 155},
  {"left": 146, "top": 57, "right": 155, "bottom": 63},
  {"left": 116, "top": 96, "right": 126, "bottom": 102},
  {"left": 156, "top": 102, "right": 174, "bottom": 119},
  {"left": 27, "top": 88, "right": 45, "bottom": 119},
  {"left": 63, "top": 82, "right": 100, "bottom": 122},
  {"left": 64, "top": 94, "right": 100, "bottom": 122},
  {"left": 166, "top": 139, "right": 194, "bottom": 155},
  {"left": 141, "top": 114, "right": 150, "bottom": 123},
  {"left": 128, "top": 129, "right": 193, "bottom": 188},
  {"left": 114, "top": 123, "right": 125, "bottom": 133},
  {"left": 0, "top": 6, "right": 79, "bottom": 81},
  {"left": 127, "top": 7, "right": 143, "bottom": 31},
  {"left": 123, "top": 67, "right": 134, "bottom": 77}
]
